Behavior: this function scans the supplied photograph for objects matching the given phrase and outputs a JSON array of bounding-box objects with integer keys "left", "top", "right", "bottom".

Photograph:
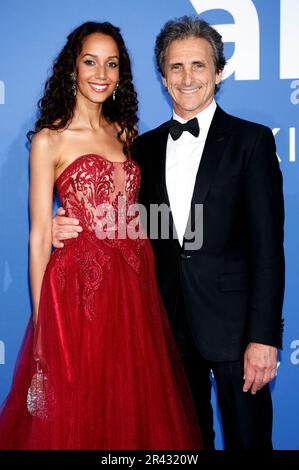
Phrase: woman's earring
[
  {"left": 113, "top": 82, "right": 119, "bottom": 101},
  {"left": 70, "top": 72, "right": 77, "bottom": 97}
]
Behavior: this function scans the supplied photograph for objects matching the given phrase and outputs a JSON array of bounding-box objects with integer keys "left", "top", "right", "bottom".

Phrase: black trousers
[{"left": 171, "top": 291, "right": 273, "bottom": 450}]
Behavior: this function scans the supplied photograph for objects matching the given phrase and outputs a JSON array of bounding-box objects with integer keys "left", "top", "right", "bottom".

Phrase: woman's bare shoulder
[
  {"left": 30, "top": 128, "right": 65, "bottom": 167},
  {"left": 32, "top": 127, "right": 65, "bottom": 146}
]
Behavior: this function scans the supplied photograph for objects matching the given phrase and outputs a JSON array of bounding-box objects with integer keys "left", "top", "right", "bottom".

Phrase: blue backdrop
[{"left": 0, "top": 0, "right": 298, "bottom": 450}]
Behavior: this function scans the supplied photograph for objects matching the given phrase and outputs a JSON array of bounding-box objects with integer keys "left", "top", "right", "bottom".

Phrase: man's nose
[{"left": 182, "top": 68, "right": 193, "bottom": 86}]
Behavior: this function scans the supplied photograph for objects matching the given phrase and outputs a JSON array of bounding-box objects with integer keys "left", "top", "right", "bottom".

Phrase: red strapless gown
[{"left": 0, "top": 154, "right": 202, "bottom": 450}]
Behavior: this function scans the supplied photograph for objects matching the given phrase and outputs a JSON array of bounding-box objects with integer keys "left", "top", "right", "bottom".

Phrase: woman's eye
[
  {"left": 108, "top": 62, "right": 118, "bottom": 68},
  {"left": 84, "top": 60, "right": 95, "bottom": 66}
]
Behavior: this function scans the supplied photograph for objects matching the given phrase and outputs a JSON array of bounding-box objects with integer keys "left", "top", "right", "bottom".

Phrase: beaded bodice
[
  {"left": 53, "top": 154, "right": 146, "bottom": 320},
  {"left": 55, "top": 154, "right": 141, "bottom": 236}
]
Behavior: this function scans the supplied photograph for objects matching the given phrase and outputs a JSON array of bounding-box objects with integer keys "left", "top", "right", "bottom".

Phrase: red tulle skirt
[{"left": 0, "top": 234, "right": 202, "bottom": 449}]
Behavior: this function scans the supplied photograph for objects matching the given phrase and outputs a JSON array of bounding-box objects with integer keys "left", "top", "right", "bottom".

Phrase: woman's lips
[{"left": 89, "top": 83, "right": 109, "bottom": 93}]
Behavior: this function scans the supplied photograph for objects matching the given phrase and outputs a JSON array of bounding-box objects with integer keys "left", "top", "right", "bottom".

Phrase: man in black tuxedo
[{"left": 52, "top": 17, "right": 285, "bottom": 449}]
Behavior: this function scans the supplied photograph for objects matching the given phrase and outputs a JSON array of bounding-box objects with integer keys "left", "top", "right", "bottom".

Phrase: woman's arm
[{"left": 29, "top": 130, "right": 57, "bottom": 326}]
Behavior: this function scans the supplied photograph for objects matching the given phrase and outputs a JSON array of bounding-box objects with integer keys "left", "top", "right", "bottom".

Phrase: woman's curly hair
[{"left": 28, "top": 21, "right": 138, "bottom": 155}]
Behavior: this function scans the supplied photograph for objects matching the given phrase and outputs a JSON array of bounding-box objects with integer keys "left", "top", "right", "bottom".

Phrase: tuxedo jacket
[{"left": 132, "top": 106, "right": 285, "bottom": 361}]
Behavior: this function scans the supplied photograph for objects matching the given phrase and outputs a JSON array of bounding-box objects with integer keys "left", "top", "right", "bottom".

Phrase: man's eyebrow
[{"left": 168, "top": 60, "right": 206, "bottom": 66}]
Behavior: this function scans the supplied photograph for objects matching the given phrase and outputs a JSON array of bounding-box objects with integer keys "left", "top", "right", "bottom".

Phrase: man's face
[{"left": 162, "top": 36, "right": 222, "bottom": 120}]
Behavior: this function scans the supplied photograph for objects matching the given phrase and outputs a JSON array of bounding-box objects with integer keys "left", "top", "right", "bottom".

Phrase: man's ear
[
  {"left": 162, "top": 76, "right": 168, "bottom": 89},
  {"left": 215, "top": 71, "right": 222, "bottom": 85}
]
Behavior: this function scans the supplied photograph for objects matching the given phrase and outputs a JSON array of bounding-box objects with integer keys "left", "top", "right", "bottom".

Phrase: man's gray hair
[{"left": 155, "top": 15, "right": 226, "bottom": 92}]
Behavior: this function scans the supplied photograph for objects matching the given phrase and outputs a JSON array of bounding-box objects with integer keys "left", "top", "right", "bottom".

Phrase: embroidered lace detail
[
  {"left": 103, "top": 238, "right": 146, "bottom": 274},
  {"left": 56, "top": 155, "right": 115, "bottom": 233},
  {"left": 123, "top": 159, "right": 141, "bottom": 200},
  {"left": 55, "top": 249, "right": 66, "bottom": 292},
  {"left": 74, "top": 234, "right": 111, "bottom": 320},
  {"left": 55, "top": 154, "right": 145, "bottom": 293}
]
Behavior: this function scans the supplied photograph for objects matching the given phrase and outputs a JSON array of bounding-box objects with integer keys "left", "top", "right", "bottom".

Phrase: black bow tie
[{"left": 169, "top": 117, "right": 200, "bottom": 141}]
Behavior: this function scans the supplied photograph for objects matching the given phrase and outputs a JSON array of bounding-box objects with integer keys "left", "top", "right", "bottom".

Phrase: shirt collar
[{"left": 172, "top": 99, "right": 217, "bottom": 135}]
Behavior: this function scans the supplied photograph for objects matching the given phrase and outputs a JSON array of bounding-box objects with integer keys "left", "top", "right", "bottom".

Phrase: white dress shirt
[{"left": 166, "top": 99, "right": 217, "bottom": 245}]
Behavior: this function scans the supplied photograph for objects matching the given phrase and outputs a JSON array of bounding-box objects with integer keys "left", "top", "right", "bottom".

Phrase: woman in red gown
[{"left": 0, "top": 21, "right": 202, "bottom": 450}]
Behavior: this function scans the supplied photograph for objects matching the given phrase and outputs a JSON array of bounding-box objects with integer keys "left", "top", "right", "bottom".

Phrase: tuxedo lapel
[
  {"left": 151, "top": 107, "right": 232, "bottom": 252},
  {"left": 154, "top": 123, "right": 170, "bottom": 206},
  {"left": 183, "top": 106, "right": 231, "bottom": 246},
  {"left": 153, "top": 122, "right": 181, "bottom": 252}
]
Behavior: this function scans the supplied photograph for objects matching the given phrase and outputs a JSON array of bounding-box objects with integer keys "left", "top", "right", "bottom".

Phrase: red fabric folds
[{"left": 0, "top": 154, "right": 202, "bottom": 450}]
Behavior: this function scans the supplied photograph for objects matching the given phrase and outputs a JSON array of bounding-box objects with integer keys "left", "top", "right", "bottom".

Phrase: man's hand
[
  {"left": 52, "top": 207, "right": 83, "bottom": 248},
  {"left": 243, "top": 342, "right": 277, "bottom": 395}
]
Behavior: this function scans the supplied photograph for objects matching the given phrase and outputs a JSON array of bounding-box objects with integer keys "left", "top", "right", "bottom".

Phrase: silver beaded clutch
[{"left": 27, "top": 362, "right": 51, "bottom": 419}]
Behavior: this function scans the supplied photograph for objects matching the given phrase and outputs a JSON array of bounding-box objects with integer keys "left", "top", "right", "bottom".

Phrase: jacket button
[{"left": 180, "top": 253, "right": 191, "bottom": 260}]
